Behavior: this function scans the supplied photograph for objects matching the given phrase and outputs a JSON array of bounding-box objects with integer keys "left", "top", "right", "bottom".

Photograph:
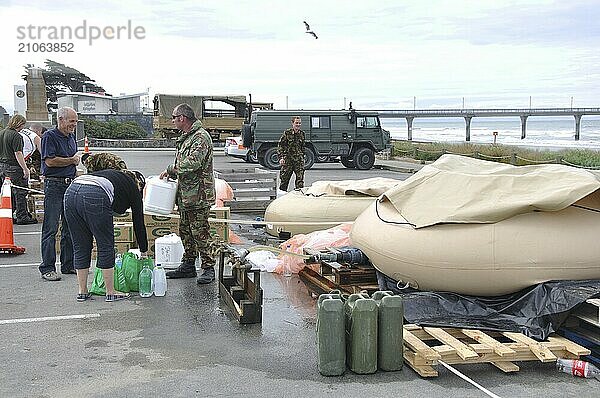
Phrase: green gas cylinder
[
  {"left": 344, "top": 293, "right": 378, "bottom": 374},
  {"left": 372, "top": 291, "right": 404, "bottom": 371},
  {"left": 316, "top": 291, "right": 346, "bottom": 376}
]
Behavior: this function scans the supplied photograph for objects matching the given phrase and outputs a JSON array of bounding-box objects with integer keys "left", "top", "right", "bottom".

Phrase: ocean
[{"left": 380, "top": 116, "right": 600, "bottom": 150}]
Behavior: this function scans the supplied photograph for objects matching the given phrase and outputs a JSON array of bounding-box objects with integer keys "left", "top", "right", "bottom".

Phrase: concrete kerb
[{"left": 374, "top": 157, "right": 426, "bottom": 174}]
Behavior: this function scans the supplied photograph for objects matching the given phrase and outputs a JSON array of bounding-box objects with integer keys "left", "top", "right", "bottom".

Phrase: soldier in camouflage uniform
[
  {"left": 278, "top": 116, "right": 305, "bottom": 191},
  {"left": 83, "top": 152, "right": 128, "bottom": 173},
  {"left": 161, "top": 103, "right": 217, "bottom": 284}
]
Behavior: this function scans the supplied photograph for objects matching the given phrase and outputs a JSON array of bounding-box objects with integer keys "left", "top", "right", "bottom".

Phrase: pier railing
[{"left": 375, "top": 108, "right": 600, "bottom": 141}]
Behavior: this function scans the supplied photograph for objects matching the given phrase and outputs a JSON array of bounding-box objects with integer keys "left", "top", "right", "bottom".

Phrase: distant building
[
  {"left": 57, "top": 92, "right": 146, "bottom": 114},
  {"left": 57, "top": 91, "right": 153, "bottom": 135}
]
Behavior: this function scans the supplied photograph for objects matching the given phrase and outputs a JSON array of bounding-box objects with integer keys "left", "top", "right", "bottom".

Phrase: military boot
[
  {"left": 166, "top": 261, "right": 197, "bottom": 279},
  {"left": 196, "top": 266, "right": 215, "bottom": 284}
]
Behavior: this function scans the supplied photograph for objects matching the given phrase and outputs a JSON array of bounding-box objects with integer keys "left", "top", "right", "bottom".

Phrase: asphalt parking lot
[{"left": 0, "top": 149, "right": 596, "bottom": 397}]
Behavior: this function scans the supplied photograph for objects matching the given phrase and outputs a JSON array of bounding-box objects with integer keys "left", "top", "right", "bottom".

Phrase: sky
[{"left": 0, "top": 0, "right": 599, "bottom": 114}]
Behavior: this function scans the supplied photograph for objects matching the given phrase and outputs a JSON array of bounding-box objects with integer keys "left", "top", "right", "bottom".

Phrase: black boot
[
  {"left": 196, "top": 266, "right": 215, "bottom": 284},
  {"left": 166, "top": 261, "right": 197, "bottom": 279},
  {"left": 15, "top": 216, "right": 38, "bottom": 225}
]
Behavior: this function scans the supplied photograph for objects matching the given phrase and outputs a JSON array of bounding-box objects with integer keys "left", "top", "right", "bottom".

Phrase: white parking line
[
  {"left": 0, "top": 263, "right": 46, "bottom": 268},
  {"left": 0, "top": 313, "right": 101, "bottom": 325}
]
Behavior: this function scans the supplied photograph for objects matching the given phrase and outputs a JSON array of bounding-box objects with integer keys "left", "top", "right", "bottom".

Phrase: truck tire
[
  {"left": 258, "top": 154, "right": 267, "bottom": 168},
  {"left": 304, "top": 148, "right": 315, "bottom": 170},
  {"left": 353, "top": 147, "right": 375, "bottom": 170},
  {"left": 245, "top": 150, "right": 258, "bottom": 163},
  {"left": 242, "top": 124, "right": 253, "bottom": 148},
  {"left": 263, "top": 147, "right": 281, "bottom": 170},
  {"left": 341, "top": 156, "right": 355, "bottom": 169}
]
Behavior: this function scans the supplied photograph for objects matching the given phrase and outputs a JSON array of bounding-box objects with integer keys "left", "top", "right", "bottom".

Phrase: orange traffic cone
[
  {"left": 0, "top": 177, "right": 25, "bottom": 254},
  {"left": 84, "top": 136, "right": 90, "bottom": 154}
]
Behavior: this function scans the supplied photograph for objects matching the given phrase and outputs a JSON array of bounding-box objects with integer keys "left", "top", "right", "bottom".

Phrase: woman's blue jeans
[{"left": 63, "top": 183, "right": 115, "bottom": 270}]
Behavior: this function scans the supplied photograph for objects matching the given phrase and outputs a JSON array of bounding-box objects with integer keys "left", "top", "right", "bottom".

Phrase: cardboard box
[
  {"left": 146, "top": 224, "right": 177, "bottom": 240},
  {"left": 146, "top": 239, "right": 156, "bottom": 258},
  {"left": 209, "top": 206, "right": 230, "bottom": 242},
  {"left": 144, "top": 213, "right": 180, "bottom": 225},
  {"left": 113, "top": 211, "right": 132, "bottom": 223},
  {"left": 114, "top": 222, "right": 134, "bottom": 243}
]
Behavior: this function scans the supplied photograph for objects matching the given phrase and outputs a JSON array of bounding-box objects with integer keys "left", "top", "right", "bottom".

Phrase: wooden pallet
[
  {"left": 403, "top": 324, "right": 591, "bottom": 377},
  {"left": 299, "top": 248, "right": 379, "bottom": 296},
  {"left": 559, "top": 299, "right": 600, "bottom": 366}
]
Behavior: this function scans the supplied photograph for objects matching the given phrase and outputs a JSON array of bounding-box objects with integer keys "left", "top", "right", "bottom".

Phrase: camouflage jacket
[
  {"left": 277, "top": 128, "right": 305, "bottom": 162},
  {"left": 84, "top": 152, "right": 127, "bottom": 173},
  {"left": 167, "top": 120, "right": 215, "bottom": 210}
]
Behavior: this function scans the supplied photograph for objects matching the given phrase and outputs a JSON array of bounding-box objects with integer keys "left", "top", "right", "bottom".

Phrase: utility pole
[
  {"left": 529, "top": 96, "right": 532, "bottom": 109},
  {"left": 571, "top": 96, "right": 574, "bottom": 109},
  {"left": 286, "top": 95, "right": 289, "bottom": 110},
  {"left": 413, "top": 96, "right": 416, "bottom": 110},
  {"left": 462, "top": 97, "right": 465, "bottom": 109}
]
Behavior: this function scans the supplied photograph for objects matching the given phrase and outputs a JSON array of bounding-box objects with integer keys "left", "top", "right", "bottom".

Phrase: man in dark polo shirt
[{"left": 39, "top": 107, "right": 80, "bottom": 281}]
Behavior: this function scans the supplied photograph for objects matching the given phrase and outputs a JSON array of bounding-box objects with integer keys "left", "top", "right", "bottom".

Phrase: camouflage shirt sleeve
[{"left": 278, "top": 129, "right": 292, "bottom": 159}]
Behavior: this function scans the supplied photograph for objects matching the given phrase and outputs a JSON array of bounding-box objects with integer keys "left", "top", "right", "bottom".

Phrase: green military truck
[
  {"left": 153, "top": 94, "right": 273, "bottom": 141},
  {"left": 243, "top": 110, "right": 391, "bottom": 170}
]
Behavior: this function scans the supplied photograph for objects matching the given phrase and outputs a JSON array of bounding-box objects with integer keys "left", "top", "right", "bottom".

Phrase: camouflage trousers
[
  {"left": 279, "top": 160, "right": 304, "bottom": 191},
  {"left": 179, "top": 206, "right": 216, "bottom": 269}
]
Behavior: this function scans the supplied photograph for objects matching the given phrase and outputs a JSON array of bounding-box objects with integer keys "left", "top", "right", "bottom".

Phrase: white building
[{"left": 57, "top": 92, "right": 146, "bottom": 114}]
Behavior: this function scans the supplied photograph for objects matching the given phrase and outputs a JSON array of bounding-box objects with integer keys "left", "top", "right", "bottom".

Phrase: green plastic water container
[
  {"left": 372, "top": 291, "right": 404, "bottom": 371},
  {"left": 344, "top": 293, "right": 378, "bottom": 374},
  {"left": 316, "top": 291, "right": 346, "bottom": 376}
]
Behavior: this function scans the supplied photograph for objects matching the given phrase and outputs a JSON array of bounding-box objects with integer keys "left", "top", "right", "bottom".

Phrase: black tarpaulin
[{"left": 377, "top": 272, "right": 600, "bottom": 341}]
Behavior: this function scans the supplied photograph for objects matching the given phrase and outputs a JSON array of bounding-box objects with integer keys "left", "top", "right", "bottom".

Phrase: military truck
[
  {"left": 243, "top": 110, "right": 391, "bottom": 170},
  {"left": 153, "top": 94, "right": 273, "bottom": 141}
]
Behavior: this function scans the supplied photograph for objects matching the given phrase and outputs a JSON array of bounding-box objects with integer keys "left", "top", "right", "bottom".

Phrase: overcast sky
[{"left": 0, "top": 0, "right": 598, "bottom": 113}]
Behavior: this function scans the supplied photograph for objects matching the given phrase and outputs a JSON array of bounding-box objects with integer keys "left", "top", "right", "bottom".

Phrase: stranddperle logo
[{"left": 16, "top": 20, "right": 145, "bottom": 53}]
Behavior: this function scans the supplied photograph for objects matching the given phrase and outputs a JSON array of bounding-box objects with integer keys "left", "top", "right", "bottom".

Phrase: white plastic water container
[
  {"left": 153, "top": 265, "right": 167, "bottom": 296},
  {"left": 143, "top": 176, "right": 178, "bottom": 215},
  {"left": 154, "top": 233, "right": 185, "bottom": 269}
]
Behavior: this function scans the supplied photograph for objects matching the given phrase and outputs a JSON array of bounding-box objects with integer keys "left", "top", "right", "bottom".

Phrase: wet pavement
[{"left": 0, "top": 150, "right": 597, "bottom": 397}]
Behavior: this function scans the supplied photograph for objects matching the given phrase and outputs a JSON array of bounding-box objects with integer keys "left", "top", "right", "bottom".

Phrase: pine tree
[{"left": 22, "top": 59, "right": 108, "bottom": 112}]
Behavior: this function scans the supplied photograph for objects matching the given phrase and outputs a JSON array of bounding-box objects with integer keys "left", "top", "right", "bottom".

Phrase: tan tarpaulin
[
  {"left": 382, "top": 154, "right": 600, "bottom": 228},
  {"left": 302, "top": 177, "right": 401, "bottom": 197}
]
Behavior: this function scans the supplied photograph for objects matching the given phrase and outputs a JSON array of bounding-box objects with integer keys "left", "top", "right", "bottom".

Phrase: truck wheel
[
  {"left": 245, "top": 150, "right": 258, "bottom": 163},
  {"left": 304, "top": 148, "right": 315, "bottom": 170},
  {"left": 341, "top": 156, "right": 355, "bottom": 169},
  {"left": 263, "top": 147, "right": 281, "bottom": 170},
  {"left": 353, "top": 147, "right": 375, "bottom": 170},
  {"left": 258, "top": 155, "right": 267, "bottom": 168}
]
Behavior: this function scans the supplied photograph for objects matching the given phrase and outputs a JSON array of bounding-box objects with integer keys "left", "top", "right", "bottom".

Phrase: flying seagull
[{"left": 303, "top": 20, "right": 318, "bottom": 39}]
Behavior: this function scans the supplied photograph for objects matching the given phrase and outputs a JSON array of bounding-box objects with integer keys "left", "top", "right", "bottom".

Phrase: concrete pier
[{"left": 378, "top": 108, "right": 600, "bottom": 141}]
